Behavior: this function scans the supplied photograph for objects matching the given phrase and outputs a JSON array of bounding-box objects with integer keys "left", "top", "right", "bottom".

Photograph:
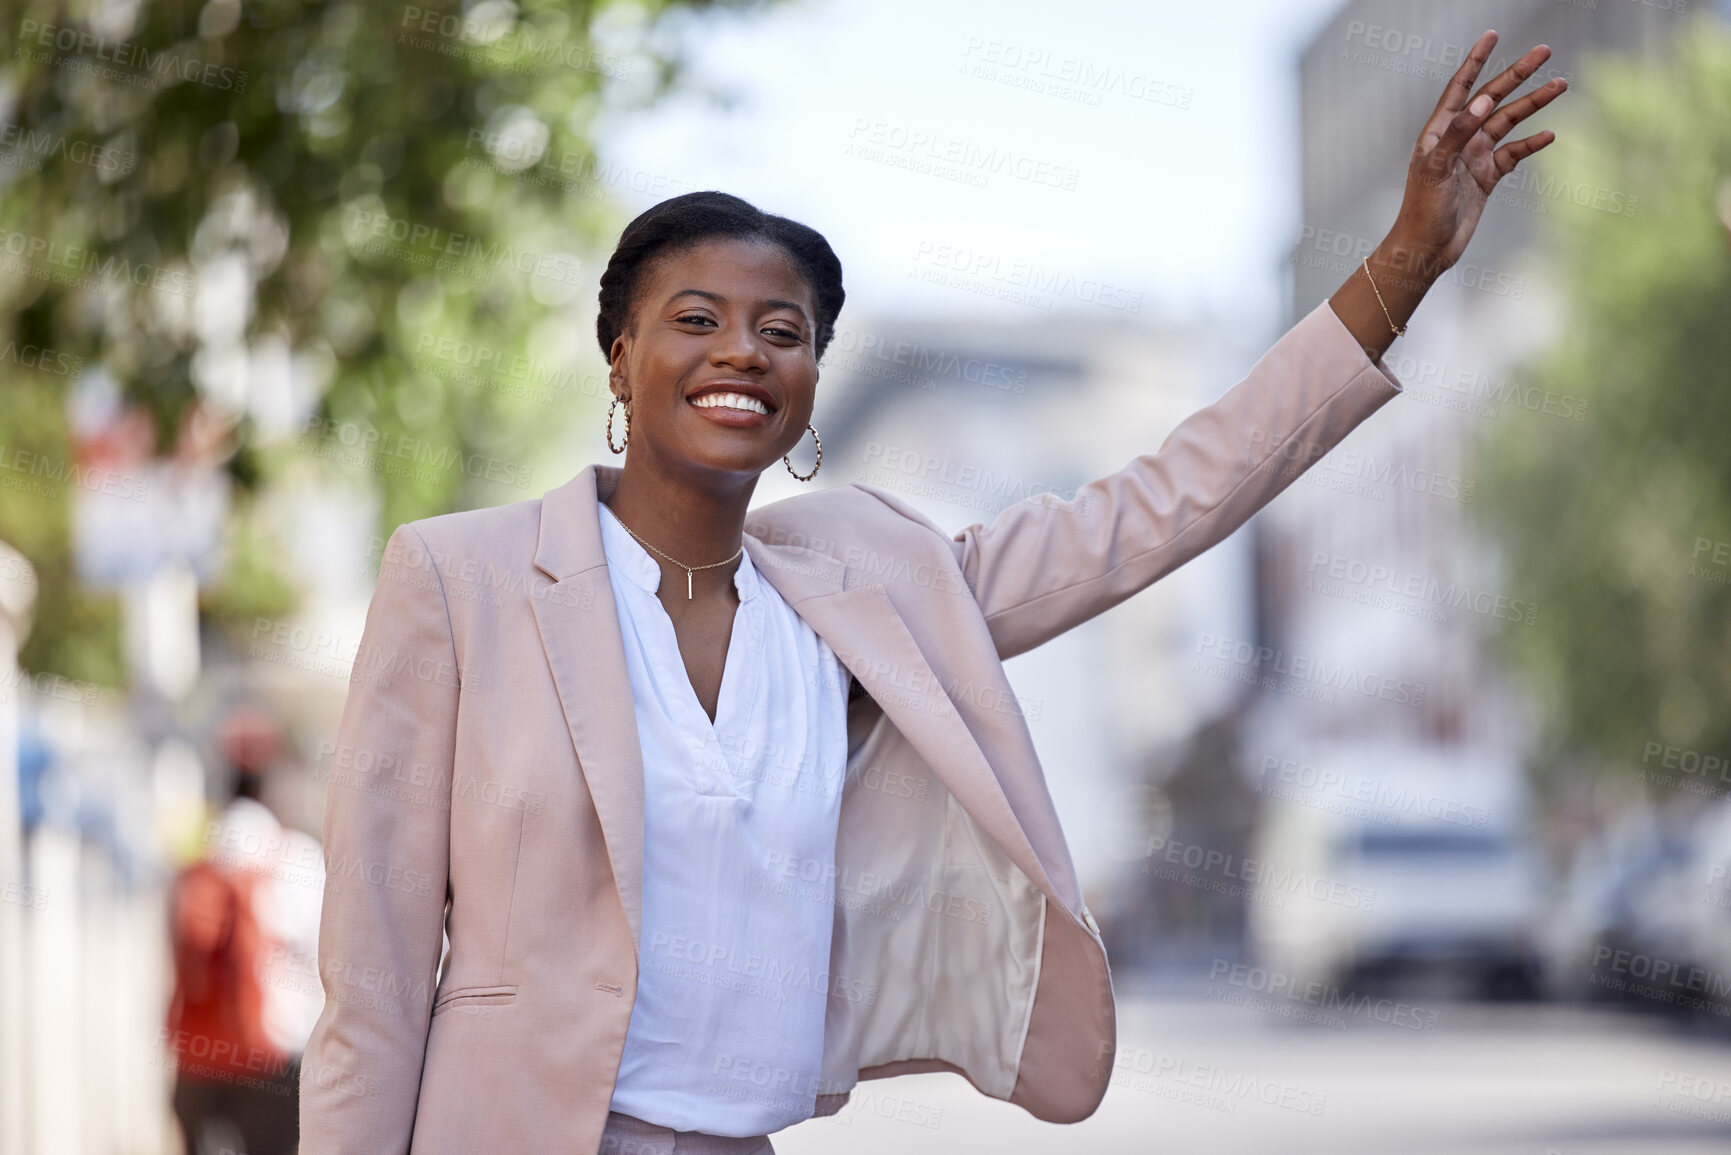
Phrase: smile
[{"left": 690, "top": 392, "right": 770, "bottom": 415}]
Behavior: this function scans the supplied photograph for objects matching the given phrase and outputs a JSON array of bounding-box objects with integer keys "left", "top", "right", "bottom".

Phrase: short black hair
[{"left": 595, "top": 191, "right": 845, "bottom": 363}]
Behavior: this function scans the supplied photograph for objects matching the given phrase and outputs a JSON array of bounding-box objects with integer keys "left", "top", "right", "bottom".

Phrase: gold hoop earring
[
  {"left": 606, "top": 397, "right": 630, "bottom": 454},
  {"left": 784, "top": 424, "right": 821, "bottom": 482}
]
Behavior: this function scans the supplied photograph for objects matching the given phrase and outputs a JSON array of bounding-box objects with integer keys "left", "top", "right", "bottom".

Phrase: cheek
[
  {"left": 635, "top": 348, "right": 696, "bottom": 406},
  {"left": 786, "top": 385, "right": 819, "bottom": 426},
  {"left": 783, "top": 361, "right": 820, "bottom": 416}
]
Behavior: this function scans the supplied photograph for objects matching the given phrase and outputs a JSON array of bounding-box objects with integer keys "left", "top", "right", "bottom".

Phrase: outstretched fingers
[
  {"left": 1469, "top": 43, "right": 1555, "bottom": 112},
  {"left": 1429, "top": 43, "right": 1557, "bottom": 161},
  {"left": 1494, "top": 130, "right": 1556, "bottom": 177},
  {"left": 1485, "top": 77, "right": 1568, "bottom": 143}
]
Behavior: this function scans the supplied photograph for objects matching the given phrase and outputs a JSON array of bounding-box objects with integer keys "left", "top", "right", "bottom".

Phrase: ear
[{"left": 607, "top": 332, "right": 630, "bottom": 403}]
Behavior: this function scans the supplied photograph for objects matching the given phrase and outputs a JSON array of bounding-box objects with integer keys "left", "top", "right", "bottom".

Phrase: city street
[
  {"left": 3, "top": 2, "right": 1725, "bottom": 1151},
  {"left": 777, "top": 995, "right": 1731, "bottom": 1155}
]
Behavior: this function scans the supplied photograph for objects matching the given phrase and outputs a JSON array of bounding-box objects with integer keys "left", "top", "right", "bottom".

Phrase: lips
[{"left": 686, "top": 379, "right": 778, "bottom": 416}]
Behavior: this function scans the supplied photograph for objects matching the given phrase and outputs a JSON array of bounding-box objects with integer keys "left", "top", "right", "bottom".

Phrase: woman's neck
[{"left": 601, "top": 458, "right": 756, "bottom": 581}]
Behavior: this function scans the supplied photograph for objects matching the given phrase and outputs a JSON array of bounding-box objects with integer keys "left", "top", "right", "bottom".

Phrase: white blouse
[{"left": 597, "top": 500, "right": 851, "bottom": 1137}]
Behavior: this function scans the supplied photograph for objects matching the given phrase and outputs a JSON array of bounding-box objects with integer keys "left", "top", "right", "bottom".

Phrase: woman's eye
[
  {"left": 764, "top": 327, "right": 801, "bottom": 341},
  {"left": 676, "top": 313, "right": 714, "bottom": 326}
]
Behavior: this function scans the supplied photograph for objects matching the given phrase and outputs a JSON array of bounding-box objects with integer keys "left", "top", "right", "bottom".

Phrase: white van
[{"left": 1247, "top": 741, "right": 1544, "bottom": 998}]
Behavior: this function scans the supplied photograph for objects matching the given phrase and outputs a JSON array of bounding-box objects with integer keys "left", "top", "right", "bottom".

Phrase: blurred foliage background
[
  {"left": 1479, "top": 20, "right": 1731, "bottom": 791},
  {"left": 0, "top": 0, "right": 759, "bottom": 687}
]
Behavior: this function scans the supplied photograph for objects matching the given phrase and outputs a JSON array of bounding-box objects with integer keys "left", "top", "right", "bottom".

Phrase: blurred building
[
  {"left": 798, "top": 2, "right": 1702, "bottom": 981},
  {"left": 1261, "top": 0, "right": 1680, "bottom": 753},
  {"left": 1237, "top": 0, "right": 1687, "bottom": 981},
  {"left": 1269, "top": 1, "right": 1679, "bottom": 736}
]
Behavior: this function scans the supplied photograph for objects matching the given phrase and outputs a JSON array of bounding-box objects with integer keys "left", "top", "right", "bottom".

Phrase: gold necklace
[{"left": 609, "top": 511, "right": 743, "bottom": 600}]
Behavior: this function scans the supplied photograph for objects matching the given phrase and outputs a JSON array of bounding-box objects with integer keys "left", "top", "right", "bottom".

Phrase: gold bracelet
[{"left": 1362, "top": 256, "right": 1406, "bottom": 338}]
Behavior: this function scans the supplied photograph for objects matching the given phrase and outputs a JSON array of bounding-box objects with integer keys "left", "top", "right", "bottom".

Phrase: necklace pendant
[{"left": 687, "top": 568, "right": 693, "bottom": 600}]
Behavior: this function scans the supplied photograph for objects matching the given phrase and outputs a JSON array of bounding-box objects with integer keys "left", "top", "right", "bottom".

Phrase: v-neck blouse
[{"left": 597, "top": 501, "right": 851, "bottom": 1137}]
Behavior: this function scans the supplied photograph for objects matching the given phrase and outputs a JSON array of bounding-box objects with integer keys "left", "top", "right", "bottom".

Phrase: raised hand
[
  {"left": 1329, "top": 30, "right": 1568, "bottom": 359},
  {"left": 1394, "top": 30, "right": 1569, "bottom": 273}
]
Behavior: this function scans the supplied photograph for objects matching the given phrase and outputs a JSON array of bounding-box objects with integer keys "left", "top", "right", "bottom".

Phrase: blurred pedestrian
[{"left": 166, "top": 706, "right": 323, "bottom": 1155}]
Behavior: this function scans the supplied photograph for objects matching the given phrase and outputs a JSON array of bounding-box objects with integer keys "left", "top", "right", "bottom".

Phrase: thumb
[{"left": 1429, "top": 92, "right": 1494, "bottom": 163}]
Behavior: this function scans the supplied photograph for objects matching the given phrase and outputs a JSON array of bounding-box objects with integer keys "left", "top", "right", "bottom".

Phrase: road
[{"left": 773, "top": 996, "right": 1731, "bottom": 1154}]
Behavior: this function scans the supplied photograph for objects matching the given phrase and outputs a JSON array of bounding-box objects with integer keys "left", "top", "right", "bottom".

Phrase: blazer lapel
[{"left": 530, "top": 466, "right": 648, "bottom": 954}]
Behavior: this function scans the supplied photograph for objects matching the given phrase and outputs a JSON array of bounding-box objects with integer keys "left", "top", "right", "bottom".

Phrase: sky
[{"left": 593, "top": 0, "right": 1350, "bottom": 333}]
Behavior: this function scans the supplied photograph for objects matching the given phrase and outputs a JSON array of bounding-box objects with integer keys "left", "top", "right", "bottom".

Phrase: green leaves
[{"left": 0, "top": 0, "right": 756, "bottom": 685}]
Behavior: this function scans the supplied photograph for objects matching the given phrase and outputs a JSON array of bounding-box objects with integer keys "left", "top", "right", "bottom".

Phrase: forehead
[{"left": 638, "top": 236, "right": 814, "bottom": 312}]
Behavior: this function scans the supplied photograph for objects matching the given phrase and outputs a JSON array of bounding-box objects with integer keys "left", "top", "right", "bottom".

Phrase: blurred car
[
  {"left": 1680, "top": 798, "right": 1731, "bottom": 985},
  {"left": 1544, "top": 794, "right": 1731, "bottom": 1022},
  {"left": 1248, "top": 741, "right": 1544, "bottom": 999}
]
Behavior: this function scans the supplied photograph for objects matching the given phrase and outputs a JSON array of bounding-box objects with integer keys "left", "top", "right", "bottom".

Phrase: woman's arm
[
  {"left": 946, "top": 30, "right": 1565, "bottom": 660},
  {"left": 299, "top": 523, "right": 458, "bottom": 1154},
  {"left": 952, "top": 300, "right": 1401, "bottom": 660}
]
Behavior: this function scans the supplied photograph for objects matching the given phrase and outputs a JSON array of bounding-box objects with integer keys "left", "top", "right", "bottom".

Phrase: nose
[{"left": 708, "top": 316, "right": 771, "bottom": 374}]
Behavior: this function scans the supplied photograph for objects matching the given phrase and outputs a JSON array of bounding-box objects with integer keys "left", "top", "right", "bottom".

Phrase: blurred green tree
[
  {"left": 0, "top": 0, "right": 759, "bottom": 685},
  {"left": 1478, "top": 16, "right": 1731, "bottom": 789}
]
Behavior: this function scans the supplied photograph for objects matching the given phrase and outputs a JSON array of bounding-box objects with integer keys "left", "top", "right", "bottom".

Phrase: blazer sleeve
[
  {"left": 952, "top": 299, "right": 1404, "bottom": 660},
  {"left": 299, "top": 523, "right": 456, "bottom": 1153}
]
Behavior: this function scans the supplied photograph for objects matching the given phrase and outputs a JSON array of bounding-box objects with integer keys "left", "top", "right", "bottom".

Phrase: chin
[{"left": 674, "top": 441, "right": 781, "bottom": 478}]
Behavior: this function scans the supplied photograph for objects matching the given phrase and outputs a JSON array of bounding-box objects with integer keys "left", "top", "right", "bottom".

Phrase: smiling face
[{"left": 608, "top": 236, "right": 820, "bottom": 487}]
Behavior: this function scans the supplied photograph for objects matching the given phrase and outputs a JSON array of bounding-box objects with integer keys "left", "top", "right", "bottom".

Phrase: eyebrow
[{"left": 664, "top": 288, "right": 811, "bottom": 324}]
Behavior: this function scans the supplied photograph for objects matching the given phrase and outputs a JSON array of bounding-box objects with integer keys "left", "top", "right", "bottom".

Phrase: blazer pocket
[{"left": 431, "top": 983, "right": 519, "bottom": 1016}]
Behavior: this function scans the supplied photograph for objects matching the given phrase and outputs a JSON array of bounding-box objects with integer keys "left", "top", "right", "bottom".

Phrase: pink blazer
[{"left": 298, "top": 300, "right": 1402, "bottom": 1152}]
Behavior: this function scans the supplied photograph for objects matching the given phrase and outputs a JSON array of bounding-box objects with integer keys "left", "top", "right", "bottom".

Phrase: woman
[{"left": 300, "top": 30, "right": 1565, "bottom": 1155}]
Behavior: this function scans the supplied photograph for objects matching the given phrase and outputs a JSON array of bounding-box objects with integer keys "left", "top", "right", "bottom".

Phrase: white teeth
[{"left": 692, "top": 391, "right": 769, "bottom": 415}]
